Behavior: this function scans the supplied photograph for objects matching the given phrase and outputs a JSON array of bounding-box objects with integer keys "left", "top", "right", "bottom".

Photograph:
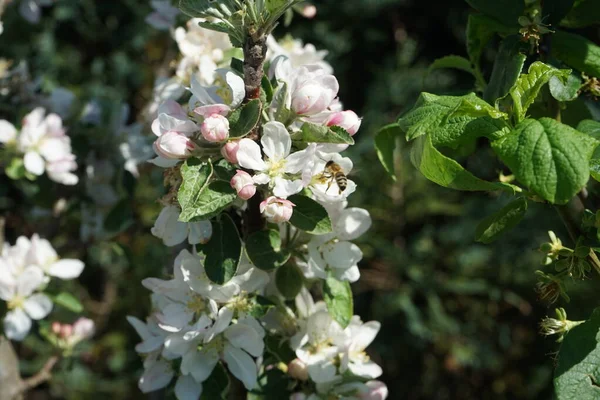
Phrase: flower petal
[
  {"left": 223, "top": 344, "right": 258, "bottom": 390},
  {"left": 236, "top": 139, "right": 266, "bottom": 171},
  {"left": 16, "top": 266, "right": 44, "bottom": 297},
  {"left": 261, "top": 121, "right": 291, "bottom": 160},
  {"left": 181, "top": 348, "right": 219, "bottom": 383},
  {"left": 24, "top": 151, "right": 45, "bottom": 176},
  {"left": 273, "top": 177, "right": 303, "bottom": 198},
  {"left": 48, "top": 259, "right": 85, "bottom": 279},
  {"left": 0, "top": 120, "right": 17, "bottom": 143},
  {"left": 175, "top": 375, "right": 203, "bottom": 400},
  {"left": 188, "top": 220, "right": 212, "bottom": 245},
  {"left": 335, "top": 208, "right": 372, "bottom": 241},
  {"left": 348, "top": 360, "right": 383, "bottom": 379},
  {"left": 139, "top": 360, "right": 174, "bottom": 393},
  {"left": 3, "top": 308, "right": 32, "bottom": 341},
  {"left": 224, "top": 322, "right": 264, "bottom": 357},
  {"left": 23, "top": 293, "right": 53, "bottom": 320}
]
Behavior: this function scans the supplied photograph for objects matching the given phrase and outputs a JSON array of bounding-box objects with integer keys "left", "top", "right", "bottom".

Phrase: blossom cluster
[
  {"left": 0, "top": 234, "right": 85, "bottom": 340},
  {"left": 133, "top": 12, "right": 387, "bottom": 400},
  {"left": 0, "top": 107, "right": 79, "bottom": 185}
]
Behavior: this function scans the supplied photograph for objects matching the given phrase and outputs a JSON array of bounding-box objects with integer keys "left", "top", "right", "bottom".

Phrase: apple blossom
[
  {"left": 201, "top": 114, "right": 229, "bottom": 142},
  {"left": 231, "top": 170, "right": 256, "bottom": 200},
  {"left": 260, "top": 196, "right": 295, "bottom": 223},
  {"left": 326, "top": 110, "right": 362, "bottom": 136},
  {"left": 188, "top": 69, "right": 245, "bottom": 111},
  {"left": 221, "top": 140, "right": 240, "bottom": 164},
  {"left": 151, "top": 205, "right": 212, "bottom": 247},
  {"left": 153, "top": 131, "right": 196, "bottom": 159}
]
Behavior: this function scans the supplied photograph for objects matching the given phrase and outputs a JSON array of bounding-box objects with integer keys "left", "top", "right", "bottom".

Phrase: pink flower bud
[
  {"left": 60, "top": 324, "right": 73, "bottom": 339},
  {"left": 153, "top": 131, "right": 195, "bottom": 159},
  {"left": 72, "top": 317, "right": 95, "bottom": 340},
  {"left": 361, "top": 381, "right": 389, "bottom": 400},
  {"left": 301, "top": 4, "right": 317, "bottom": 18},
  {"left": 231, "top": 170, "right": 256, "bottom": 200},
  {"left": 326, "top": 110, "right": 362, "bottom": 136},
  {"left": 51, "top": 322, "right": 61, "bottom": 335},
  {"left": 259, "top": 196, "right": 295, "bottom": 223},
  {"left": 221, "top": 141, "right": 240, "bottom": 164},
  {"left": 194, "top": 104, "right": 231, "bottom": 118},
  {"left": 201, "top": 114, "right": 230, "bottom": 142},
  {"left": 287, "top": 359, "right": 309, "bottom": 381},
  {"left": 291, "top": 70, "right": 339, "bottom": 116}
]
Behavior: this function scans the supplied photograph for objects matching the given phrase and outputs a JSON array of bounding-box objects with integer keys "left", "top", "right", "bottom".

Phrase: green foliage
[
  {"left": 542, "top": 0, "right": 576, "bottom": 25},
  {"left": 484, "top": 35, "right": 527, "bottom": 104},
  {"left": 465, "top": 0, "right": 524, "bottom": 26},
  {"left": 179, "top": 180, "right": 237, "bottom": 222},
  {"left": 560, "top": 0, "right": 600, "bottom": 28},
  {"left": 275, "top": 262, "right": 304, "bottom": 299},
  {"left": 491, "top": 118, "right": 598, "bottom": 204},
  {"left": 323, "top": 274, "right": 353, "bottom": 328},
  {"left": 475, "top": 198, "right": 528, "bottom": 244},
  {"left": 178, "top": 158, "right": 213, "bottom": 221},
  {"left": 466, "top": 13, "right": 514, "bottom": 77},
  {"left": 554, "top": 308, "right": 600, "bottom": 399},
  {"left": 245, "top": 230, "right": 290, "bottom": 271},
  {"left": 287, "top": 194, "right": 332, "bottom": 235},
  {"left": 374, "top": 123, "right": 401, "bottom": 181},
  {"left": 104, "top": 199, "right": 134, "bottom": 236},
  {"left": 551, "top": 31, "right": 600, "bottom": 78},
  {"left": 201, "top": 363, "right": 230, "bottom": 400},
  {"left": 427, "top": 55, "right": 474, "bottom": 77},
  {"left": 549, "top": 74, "right": 582, "bottom": 102},
  {"left": 228, "top": 99, "right": 262, "bottom": 138},
  {"left": 53, "top": 292, "right": 84, "bottom": 313},
  {"left": 204, "top": 214, "right": 242, "bottom": 284},
  {"left": 292, "top": 123, "right": 355, "bottom": 145}
]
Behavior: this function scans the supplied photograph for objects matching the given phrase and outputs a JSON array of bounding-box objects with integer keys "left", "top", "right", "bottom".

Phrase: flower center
[
  {"left": 7, "top": 296, "right": 24, "bottom": 310},
  {"left": 267, "top": 158, "right": 287, "bottom": 177},
  {"left": 186, "top": 293, "right": 206, "bottom": 314}
]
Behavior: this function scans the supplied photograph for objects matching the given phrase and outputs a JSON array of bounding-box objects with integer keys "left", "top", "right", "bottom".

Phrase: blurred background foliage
[{"left": 1, "top": 0, "right": 599, "bottom": 399}]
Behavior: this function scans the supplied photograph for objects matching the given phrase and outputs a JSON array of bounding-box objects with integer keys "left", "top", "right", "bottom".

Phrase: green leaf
[
  {"left": 287, "top": 194, "right": 332, "bottom": 235},
  {"left": 204, "top": 214, "right": 241, "bottom": 284},
  {"left": 265, "top": 335, "right": 296, "bottom": 363},
  {"left": 427, "top": 55, "right": 474, "bottom": 77},
  {"left": 578, "top": 120, "right": 600, "bottom": 139},
  {"left": 292, "top": 123, "right": 354, "bottom": 145},
  {"left": 560, "top": 0, "right": 600, "bottom": 28},
  {"left": 228, "top": 99, "right": 262, "bottom": 138},
  {"left": 248, "top": 295, "right": 277, "bottom": 319},
  {"left": 179, "top": 0, "right": 237, "bottom": 18},
  {"left": 550, "top": 73, "right": 582, "bottom": 102},
  {"left": 179, "top": 181, "right": 237, "bottom": 222},
  {"left": 509, "top": 61, "right": 571, "bottom": 122},
  {"left": 272, "top": 82, "right": 293, "bottom": 124},
  {"left": 399, "top": 93, "right": 509, "bottom": 148},
  {"left": 590, "top": 159, "right": 600, "bottom": 182},
  {"left": 245, "top": 230, "right": 290, "bottom": 271},
  {"left": 484, "top": 35, "right": 527, "bottom": 104},
  {"left": 201, "top": 363, "right": 230, "bottom": 400},
  {"left": 475, "top": 197, "right": 528, "bottom": 244},
  {"left": 374, "top": 123, "right": 401, "bottom": 181},
  {"left": 554, "top": 308, "right": 600, "bottom": 399},
  {"left": 492, "top": 118, "right": 599, "bottom": 204},
  {"left": 551, "top": 30, "right": 600, "bottom": 78},
  {"left": 275, "top": 262, "right": 304, "bottom": 299},
  {"left": 465, "top": 0, "right": 524, "bottom": 26},
  {"left": 266, "top": 0, "right": 288, "bottom": 14},
  {"left": 230, "top": 57, "right": 244, "bottom": 75},
  {"left": 104, "top": 199, "right": 134, "bottom": 235},
  {"left": 261, "top": 75, "right": 274, "bottom": 104},
  {"left": 466, "top": 14, "right": 515, "bottom": 75},
  {"left": 53, "top": 292, "right": 84, "bottom": 313},
  {"left": 323, "top": 275, "right": 353, "bottom": 329},
  {"left": 542, "top": 0, "right": 576, "bottom": 25},
  {"left": 5, "top": 157, "right": 26, "bottom": 180},
  {"left": 178, "top": 158, "right": 214, "bottom": 221},
  {"left": 410, "top": 134, "right": 516, "bottom": 192}
]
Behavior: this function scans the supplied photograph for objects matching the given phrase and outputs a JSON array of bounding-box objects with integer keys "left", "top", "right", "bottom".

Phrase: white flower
[
  {"left": 200, "top": 114, "right": 229, "bottom": 142},
  {"left": 146, "top": 0, "right": 180, "bottom": 30},
  {"left": 148, "top": 76, "right": 187, "bottom": 118},
  {"left": 0, "top": 119, "right": 17, "bottom": 144},
  {"left": 260, "top": 196, "right": 295, "bottom": 223},
  {"left": 151, "top": 205, "right": 212, "bottom": 247},
  {"left": 188, "top": 69, "right": 245, "bottom": 110},
  {"left": 334, "top": 316, "right": 382, "bottom": 379},
  {"left": 267, "top": 35, "right": 332, "bottom": 74},
  {"left": 26, "top": 234, "right": 85, "bottom": 279},
  {"left": 154, "top": 131, "right": 197, "bottom": 159},
  {"left": 0, "top": 266, "right": 51, "bottom": 341},
  {"left": 307, "top": 153, "right": 357, "bottom": 203},
  {"left": 16, "top": 108, "right": 79, "bottom": 185},
  {"left": 237, "top": 121, "right": 316, "bottom": 198},
  {"left": 325, "top": 110, "right": 362, "bottom": 136},
  {"left": 152, "top": 100, "right": 198, "bottom": 137},
  {"left": 301, "top": 206, "right": 371, "bottom": 283}
]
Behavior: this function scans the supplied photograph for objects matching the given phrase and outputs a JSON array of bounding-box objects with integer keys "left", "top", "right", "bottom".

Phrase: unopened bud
[
  {"left": 201, "top": 114, "right": 229, "bottom": 142},
  {"left": 326, "top": 110, "right": 362, "bottom": 136},
  {"left": 260, "top": 196, "right": 295, "bottom": 223},
  {"left": 73, "top": 317, "right": 95, "bottom": 340},
  {"left": 221, "top": 141, "right": 240, "bottom": 164},
  {"left": 362, "top": 381, "right": 389, "bottom": 400},
  {"left": 60, "top": 324, "right": 73, "bottom": 339},
  {"left": 231, "top": 170, "right": 256, "bottom": 200},
  {"left": 153, "top": 131, "right": 195, "bottom": 159},
  {"left": 301, "top": 5, "right": 317, "bottom": 18},
  {"left": 287, "top": 359, "right": 309, "bottom": 381},
  {"left": 51, "top": 322, "right": 61, "bottom": 335}
]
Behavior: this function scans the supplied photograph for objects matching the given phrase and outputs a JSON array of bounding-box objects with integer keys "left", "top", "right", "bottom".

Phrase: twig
[{"left": 18, "top": 356, "right": 59, "bottom": 394}]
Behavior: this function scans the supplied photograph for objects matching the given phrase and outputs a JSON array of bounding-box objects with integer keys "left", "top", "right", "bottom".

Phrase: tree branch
[{"left": 18, "top": 355, "right": 59, "bottom": 394}]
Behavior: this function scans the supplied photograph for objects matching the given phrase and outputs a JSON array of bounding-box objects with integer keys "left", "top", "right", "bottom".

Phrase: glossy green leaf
[
  {"left": 549, "top": 73, "right": 582, "bottom": 102},
  {"left": 492, "top": 118, "right": 599, "bottom": 204},
  {"left": 179, "top": 181, "right": 237, "bottom": 222},
  {"left": 542, "top": 0, "right": 576, "bottom": 25},
  {"left": 484, "top": 35, "right": 527, "bottom": 104},
  {"left": 54, "top": 292, "right": 84, "bottom": 313},
  {"left": 246, "top": 230, "right": 290, "bottom": 271},
  {"left": 229, "top": 99, "right": 262, "bottom": 138},
  {"left": 427, "top": 55, "right": 474, "bottom": 77},
  {"left": 509, "top": 62, "right": 571, "bottom": 122},
  {"left": 323, "top": 274, "right": 353, "bottom": 328},
  {"left": 466, "top": 13, "right": 514, "bottom": 76},
  {"left": 178, "top": 159, "right": 215, "bottom": 222},
  {"left": 554, "top": 308, "right": 600, "bottom": 399},
  {"left": 475, "top": 197, "right": 528, "bottom": 244},
  {"left": 551, "top": 30, "right": 600, "bottom": 78},
  {"left": 410, "top": 134, "right": 516, "bottom": 193},
  {"left": 465, "top": 0, "right": 524, "bottom": 26},
  {"left": 201, "top": 363, "right": 230, "bottom": 400},
  {"left": 230, "top": 57, "right": 244, "bottom": 75},
  {"left": 374, "top": 123, "right": 401, "bottom": 181},
  {"left": 578, "top": 120, "right": 600, "bottom": 139},
  {"left": 287, "top": 194, "right": 332, "bottom": 235},
  {"left": 275, "top": 262, "right": 304, "bottom": 299},
  {"left": 560, "top": 0, "right": 600, "bottom": 28},
  {"left": 179, "top": 0, "right": 237, "bottom": 18},
  {"left": 292, "top": 123, "right": 354, "bottom": 145},
  {"left": 399, "top": 93, "right": 509, "bottom": 148},
  {"left": 204, "top": 214, "right": 241, "bottom": 284}
]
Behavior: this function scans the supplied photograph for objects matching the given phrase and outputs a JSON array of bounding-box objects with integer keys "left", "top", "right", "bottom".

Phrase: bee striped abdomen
[{"left": 334, "top": 172, "right": 347, "bottom": 192}]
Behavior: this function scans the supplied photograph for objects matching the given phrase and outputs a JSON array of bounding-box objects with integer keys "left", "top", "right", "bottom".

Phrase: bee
[{"left": 320, "top": 161, "right": 347, "bottom": 194}]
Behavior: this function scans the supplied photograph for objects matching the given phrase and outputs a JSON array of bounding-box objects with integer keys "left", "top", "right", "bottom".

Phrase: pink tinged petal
[
  {"left": 181, "top": 348, "right": 219, "bottom": 382},
  {"left": 201, "top": 114, "right": 230, "bottom": 142},
  {"left": 139, "top": 360, "right": 174, "bottom": 393},
  {"left": 335, "top": 208, "right": 372, "bottom": 241},
  {"left": 4, "top": 308, "right": 32, "bottom": 341},
  {"left": 224, "top": 323, "right": 264, "bottom": 357},
  {"left": 194, "top": 104, "right": 231, "bottom": 118},
  {"left": 23, "top": 293, "right": 53, "bottom": 320},
  {"left": 24, "top": 151, "right": 45, "bottom": 175},
  {"left": 154, "top": 131, "right": 195, "bottom": 159},
  {"left": 236, "top": 139, "right": 266, "bottom": 171},
  {"left": 348, "top": 360, "right": 383, "bottom": 379},
  {"left": 364, "top": 381, "right": 389, "bottom": 400},
  {"left": 16, "top": 266, "right": 44, "bottom": 297},
  {"left": 261, "top": 121, "right": 291, "bottom": 160},
  {"left": 175, "top": 375, "right": 203, "bottom": 400},
  {"left": 0, "top": 120, "right": 17, "bottom": 143},
  {"left": 223, "top": 344, "right": 258, "bottom": 390},
  {"left": 48, "top": 259, "right": 84, "bottom": 279},
  {"left": 221, "top": 141, "right": 240, "bottom": 164},
  {"left": 188, "top": 220, "right": 212, "bottom": 245}
]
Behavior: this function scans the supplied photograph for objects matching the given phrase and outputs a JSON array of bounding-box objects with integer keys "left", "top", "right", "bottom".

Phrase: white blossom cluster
[
  {"left": 0, "top": 107, "right": 79, "bottom": 185},
  {"left": 133, "top": 16, "right": 387, "bottom": 400},
  {"left": 0, "top": 234, "right": 85, "bottom": 340}
]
